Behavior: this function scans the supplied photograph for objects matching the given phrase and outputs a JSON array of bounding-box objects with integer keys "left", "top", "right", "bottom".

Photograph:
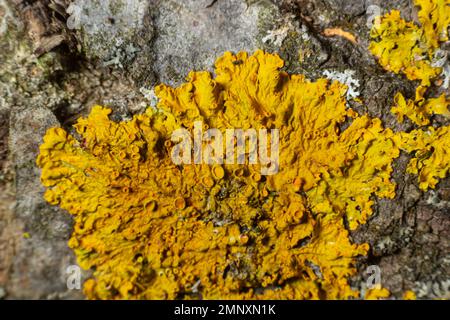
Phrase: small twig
[{"left": 206, "top": 0, "right": 218, "bottom": 8}]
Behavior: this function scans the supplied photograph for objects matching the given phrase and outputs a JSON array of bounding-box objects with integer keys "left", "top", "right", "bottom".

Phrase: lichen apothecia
[{"left": 36, "top": 0, "right": 449, "bottom": 300}]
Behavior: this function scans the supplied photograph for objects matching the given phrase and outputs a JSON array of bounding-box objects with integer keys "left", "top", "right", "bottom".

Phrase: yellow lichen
[
  {"left": 37, "top": 49, "right": 448, "bottom": 300},
  {"left": 37, "top": 50, "right": 401, "bottom": 299},
  {"left": 370, "top": 0, "right": 450, "bottom": 192},
  {"left": 391, "top": 86, "right": 449, "bottom": 126},
  {"left": 369, "top": 10, "right": 439, "bottom": 86},
  {"left": 396, "top": 125, "right": 450, "bottom": 190},
  {"left": 364, "top": 287, "right": 391, "bottom": 300},
  {"left": 369, "top": 0, "right": 450, "bottom": 86},
  {"left": 415, "top": 0, "right": 450, "bottom": 49},
  {"left": 403, "top": 290, "right": 417, "bottom": 300},
  {"left": 306, "top": 116, "right": 400, "bottom": 230}
]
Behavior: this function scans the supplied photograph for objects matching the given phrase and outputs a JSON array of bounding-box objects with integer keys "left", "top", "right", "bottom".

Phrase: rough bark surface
[{"left": 0, "top": 0, "right": 448, "bottom": 299}]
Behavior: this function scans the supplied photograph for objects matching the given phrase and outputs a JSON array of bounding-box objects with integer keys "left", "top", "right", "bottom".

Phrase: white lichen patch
[
  {"left": 66, "top": 0, "right": 148, "bottom": 67},
  {"left": 323, "top": 69, "right": 361, "bottom": 100},
  {"left": 0, "top": 0, "right": 18, "bottom": 36},
  {"left": 300, "top": 25, "right": 310, "bottom": 41},
  {"left": 431, "top": 49, "right": 448, "bottom": 68},
  {"left": 441, "top": 64, "right": 450, "bottom": 89},
  {"left": 262, "top": 25, "right": 290, "bottom": 46},
  {"left": 431, "top": 48, "right": 450, "bottom": 89},
  {"left": 67, "top": 0, "right": 147, "bottom": 33},
  {"left": 426, "top": 190, "right": 450, "bottom": 210},
  {"left": 261, "top": 14, "right": 310, "bottom": 47},
  {"left": 103, "top": 40, "right": 139, "bottom": 68},
  {"left": 375, "top": 236, "right": 395, "bottom": 252},
  {"left": 139, "top": 86, "right": 159, "bottom": 109},
  {"left": 415, "top": 279, "right": 450, "bottom": 299}
]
